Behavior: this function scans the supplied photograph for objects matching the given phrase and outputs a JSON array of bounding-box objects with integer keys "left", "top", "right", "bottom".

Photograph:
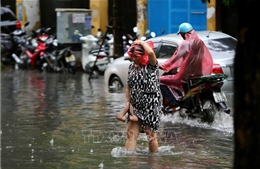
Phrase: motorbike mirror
[
  {"left": 24, "top": 21, "right": 30, "bottom": 27},
  {"left": 133, "top": 27, "right": 138, "bottom": 33},
  {"left": 150, "top": 32, "right": 156, "bottom": 38},
  {"left": 128, "top": 39, "right": 133, "bottom": 44},
  {"left": 126, "top": 34, "right": 134, "bottom": 40},
  {"left": 46, "top": 27, "right": 51, "bottom": 32},
  {"left": 161, "top": 29, "right": 165, "bottom": 35}
]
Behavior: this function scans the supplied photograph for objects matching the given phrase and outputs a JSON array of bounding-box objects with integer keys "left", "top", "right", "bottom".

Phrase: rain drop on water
[
  {"left": 50, "top": 138, "right": 54, "bottom": 145},
  {"left": 98, "top": 161, "right": 104, "bottom": 168}
]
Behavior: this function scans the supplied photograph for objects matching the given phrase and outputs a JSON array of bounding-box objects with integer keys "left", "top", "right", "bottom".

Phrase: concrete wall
[
  {"left": 90, "top": 0, "right": 108, "bottom": 36},
  {"left": 207, "top": 0, "right": 216, "bottom": 31},
  {"left": 16, "top": 0, "right": 41, "bottom": 31}
]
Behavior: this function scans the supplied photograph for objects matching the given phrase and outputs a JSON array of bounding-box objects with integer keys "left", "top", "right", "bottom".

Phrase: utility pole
[{"left": 111, "top": 0, "right": 124, "bottom": 57}]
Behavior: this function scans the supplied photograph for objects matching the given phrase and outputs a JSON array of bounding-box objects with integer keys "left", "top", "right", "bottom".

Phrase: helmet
[{"left": 177, "top": 23, "right": 193, "bottom": 35}]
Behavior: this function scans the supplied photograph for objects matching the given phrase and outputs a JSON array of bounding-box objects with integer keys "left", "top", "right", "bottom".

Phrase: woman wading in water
[{"left": 116, "top": 39, "right": 163, "bottom": 152}]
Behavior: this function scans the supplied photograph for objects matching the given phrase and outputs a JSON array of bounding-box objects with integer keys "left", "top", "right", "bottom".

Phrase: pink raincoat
[{"left": 160, "top": 30, "right": 213, "bottom": 98}]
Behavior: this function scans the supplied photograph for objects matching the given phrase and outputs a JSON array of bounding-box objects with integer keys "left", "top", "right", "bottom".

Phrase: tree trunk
[{"left": 234, "top": 0, "right": 260, "bottom": 168}]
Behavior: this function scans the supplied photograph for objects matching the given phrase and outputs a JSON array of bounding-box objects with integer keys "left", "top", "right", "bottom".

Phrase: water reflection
[{"left": 1, "top": 70, "right": 234, "bottom": 169}]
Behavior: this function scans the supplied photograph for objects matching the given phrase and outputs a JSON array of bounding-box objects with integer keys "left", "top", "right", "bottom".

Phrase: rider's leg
[{"left": 160, "top": 85, "right": 176, "bottom": 106}]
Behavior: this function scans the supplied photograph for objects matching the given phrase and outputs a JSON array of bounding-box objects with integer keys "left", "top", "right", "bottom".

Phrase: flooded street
[{"left": 1, "top": 70, "right": 234, "bottom": 169}]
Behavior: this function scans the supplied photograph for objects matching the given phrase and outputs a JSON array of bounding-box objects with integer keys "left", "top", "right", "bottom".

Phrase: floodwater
[{"left": 1, "top": 70, "right": 234, "bottom": 169}]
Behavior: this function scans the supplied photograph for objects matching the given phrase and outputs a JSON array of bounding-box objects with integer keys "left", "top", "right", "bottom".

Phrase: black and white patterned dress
[{"left": 127, "top": 62, "right": 163, "bottom": 132}]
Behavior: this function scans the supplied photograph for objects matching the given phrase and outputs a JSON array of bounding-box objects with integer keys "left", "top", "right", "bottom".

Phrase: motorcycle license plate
[
  {"left": 213, "top": 92, "right": 227, "bottom": 103},
  {"left": 65, "top": 55, "right": 76, "bottom": 62}
]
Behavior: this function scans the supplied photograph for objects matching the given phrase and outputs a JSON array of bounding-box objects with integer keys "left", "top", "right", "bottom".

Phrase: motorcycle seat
[
  {"left": 182, "top": 74, "right": 203, "bottom": 92},
  {"left": 23, "top": 44, "right": 36, "bottom": 52}
]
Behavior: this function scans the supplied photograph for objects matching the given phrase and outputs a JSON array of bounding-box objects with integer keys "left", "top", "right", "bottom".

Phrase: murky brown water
[{"left": 1, "top": 69, "right": 234, "bottom": 169}]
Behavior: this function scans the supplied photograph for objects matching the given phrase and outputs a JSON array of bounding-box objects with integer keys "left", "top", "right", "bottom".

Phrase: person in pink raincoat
[{"left": 159, "top": 22, "right": 213, "bottom": 111}]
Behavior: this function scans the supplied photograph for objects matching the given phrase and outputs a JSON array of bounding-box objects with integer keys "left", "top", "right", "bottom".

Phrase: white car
[{"left": 104, "top": 31, "right": 237, "bottom": 109}]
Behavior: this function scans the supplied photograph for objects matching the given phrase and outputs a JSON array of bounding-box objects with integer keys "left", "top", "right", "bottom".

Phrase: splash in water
[
  {"left": 111, "top": 146, "right": 182, "bottom": 157},
  {"left": 161, "top": 110, "right": 234, "bottom": 133}
]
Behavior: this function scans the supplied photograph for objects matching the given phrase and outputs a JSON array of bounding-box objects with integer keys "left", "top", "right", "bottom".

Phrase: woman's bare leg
[
  {"left": 145, "top": 128, "right": 158, "bottom": 153},
  {"left": 125, "top": 120, "right": 142, "bottom": 150}
]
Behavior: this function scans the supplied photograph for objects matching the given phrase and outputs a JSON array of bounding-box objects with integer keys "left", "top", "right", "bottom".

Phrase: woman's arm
[{"left": 133, "top": 40, "right": 157, "bottom": 66}]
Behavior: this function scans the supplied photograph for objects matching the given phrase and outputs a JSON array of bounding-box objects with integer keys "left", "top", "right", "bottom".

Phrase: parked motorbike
[
  {"left": 54, "top": 47, "right": 77, "bottom": 74},
  {"left": 18, "top": 27, "right": 56, "bottom": 71},
  {"left": 26, "top": 27, "right": 52, "bottom": 47},
  {"left": 18, "top": 37, "right": 47, "bottom": 70},
  {"left": 161, "top": 71, "right": 230, "bottom": 123},
  {"left": 1, "top": 21, "right": 30, "bottom": 68},
  {"left": 80, "top": 34, "right": 112, "bottom": 75}
]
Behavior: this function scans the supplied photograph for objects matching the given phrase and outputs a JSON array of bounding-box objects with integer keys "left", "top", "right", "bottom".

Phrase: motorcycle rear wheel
[
  {"left": 68, "top": 67, "right": 76, "bottom": 74},
  {"left": 201, "top": 99, "right": 217, "bottom": 123}
]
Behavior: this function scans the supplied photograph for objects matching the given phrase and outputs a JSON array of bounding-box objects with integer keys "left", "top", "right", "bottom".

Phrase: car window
[
  {"left": 152, "top": 42, "right": 160, "bottom": 53},
  {"left": 157, "top": 42, "right": 177, "bottom": 59},
  {"left": 205, "top": 37, "right": 237, "bottom": 52},
  {"left": 0, "top": 8, "right": 17, "bottom": 21}
]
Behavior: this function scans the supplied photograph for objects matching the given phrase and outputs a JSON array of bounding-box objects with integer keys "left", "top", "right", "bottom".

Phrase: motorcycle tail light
[
  {"left": 66, "top": 50, "right": 72, "bottom": 56},
  {"left": 16, "top": 21, "right": 21, "bottom": 29},
  {"left": 40, "top": 51, "right": 45, "bottom": 57},
  {"left": 212, "top": 64, "right": 224, "bottom": 74},
  {"left": 97, "top": 55, "right": 104, "bottom": 59}
]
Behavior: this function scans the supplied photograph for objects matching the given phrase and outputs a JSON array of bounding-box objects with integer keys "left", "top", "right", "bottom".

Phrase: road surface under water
[{"left": 1, "top": 69, "right": 234, "bottom": 169}]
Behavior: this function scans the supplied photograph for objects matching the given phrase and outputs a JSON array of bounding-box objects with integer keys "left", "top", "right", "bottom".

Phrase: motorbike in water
[
  {"left": 18, "top": 34, "right": 48, "bottom": 70},
  {"left": 53, "top": 47, "right": 77, "bottom": 74},
  {"left": 18, "top": 27, "right": 57, "bottom": 71},
  {"left": 1, "top": 21, "right": 30, "bottom": 68},
  {"left": 80, "top": 34, "right": 113, "bottom": 75},
  {"left": 26, "top": 27, "right": 52, "bottom": 47},
  {"left": 161, "top": 70, "right": 230, "bottom": 123}
]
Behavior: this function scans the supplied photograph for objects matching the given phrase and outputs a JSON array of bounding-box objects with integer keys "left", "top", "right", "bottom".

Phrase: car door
[{"left": 0, "top": 7, "right": 19, "bottom": 33}]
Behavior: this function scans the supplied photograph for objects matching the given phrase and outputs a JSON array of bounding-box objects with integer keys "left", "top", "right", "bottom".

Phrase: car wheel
[{"left": 109, "top": 76, "right": 123, "bottom": 90}]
